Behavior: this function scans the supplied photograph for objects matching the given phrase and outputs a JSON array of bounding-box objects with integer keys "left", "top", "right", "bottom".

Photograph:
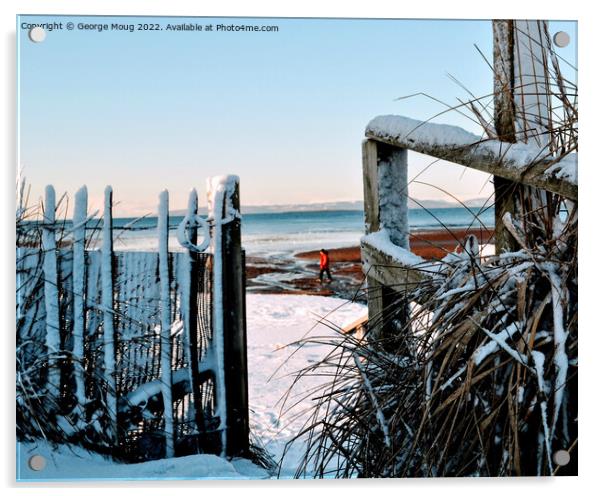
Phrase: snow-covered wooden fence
[
  {"left": 360, "top": 116, "right": 578, "bottom": 341},
  {"left": 16, "top": 175, "right": 248, "bottom": 462},
  {"left": 360, "top": 111, "right": 579, "bottom": 341},
  {"left": 360, "top": 20, "right": 578, "bottom": 343}
]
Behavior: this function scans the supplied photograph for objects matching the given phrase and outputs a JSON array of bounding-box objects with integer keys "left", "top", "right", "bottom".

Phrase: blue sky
[{"left": 17, "top": 16, "right": 577, "bottom": 216}]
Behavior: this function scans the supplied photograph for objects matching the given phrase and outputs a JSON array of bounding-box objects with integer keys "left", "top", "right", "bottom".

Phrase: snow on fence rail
[
  {"left": 365, "top": 115, "right": 577, "bottom": 200},
  {"left": 16, "top": 175, "right": 248, "bottom": 462},
  {"left": 361, "top": 115, "right": 578, "bottom": 341}
]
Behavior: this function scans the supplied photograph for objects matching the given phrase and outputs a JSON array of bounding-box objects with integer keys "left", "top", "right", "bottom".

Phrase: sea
[{"left": 103, "top": 207, "right": 494, "bottom": 255}]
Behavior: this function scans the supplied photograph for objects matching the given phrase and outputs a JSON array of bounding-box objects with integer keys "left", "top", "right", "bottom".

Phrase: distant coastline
[{"left": 170, "top": 197, "right": 493, "bottom": 216}]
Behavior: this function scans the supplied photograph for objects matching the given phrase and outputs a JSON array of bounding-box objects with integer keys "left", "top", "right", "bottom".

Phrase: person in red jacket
[{"left": 319, "top": 248, "right": 333, "bottom": 283}]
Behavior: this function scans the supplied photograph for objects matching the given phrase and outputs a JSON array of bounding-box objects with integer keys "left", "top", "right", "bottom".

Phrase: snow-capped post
[
  {"left": 101, "top": 186, "right": 118, "bottom": 439},
  {"left": 72, "top": 186, "right": 88, "bottom": 408},
  {"left": 42, "top": 185, "right": 61, "bottom": 399},
  {"left": 208, "top": 175, "right": 249, "bottom": 457},
  {"left": 362, "top": 140, "right": 410, "bottom": 344},
  {"left": 158, "top": 190, "right": 175, "bottom": 458}
]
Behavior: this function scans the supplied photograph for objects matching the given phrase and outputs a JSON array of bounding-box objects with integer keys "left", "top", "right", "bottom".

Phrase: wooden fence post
[
  {"left": 362, "top": 140, "right": 410, "bottom": 344},
  {"left": 492, "top": 20, "right": 551, "bottom": 254},
  {"left": 72, "top": 186, "right": 88, "bottom": 407},
  {"left": 493, "top": 20, "right": 520, "bottom": 254},
  {"left": 158, "top": 190, "right": 175, "bottom": 457},
  {"left": 219, "top": 177, "right": 249, "bottom": 457},
  {"left": 181, "top": 189, "right": 202, "bottom": 442},
  {"left": 42, "top": 185, "right": 61, "bottom": 399},
  {"left": 101, "top": 186, "right": 118, "bottom": 439}
]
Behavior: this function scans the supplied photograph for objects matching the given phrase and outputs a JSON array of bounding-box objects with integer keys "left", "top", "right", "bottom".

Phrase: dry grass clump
[{"left": 288, "top": 195, "right": 576, "bottom": 478}]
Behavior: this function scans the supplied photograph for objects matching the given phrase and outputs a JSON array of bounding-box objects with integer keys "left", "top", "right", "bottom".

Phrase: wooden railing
[{"left": 361, "top": 115, "right": 578, "bottom": 339}]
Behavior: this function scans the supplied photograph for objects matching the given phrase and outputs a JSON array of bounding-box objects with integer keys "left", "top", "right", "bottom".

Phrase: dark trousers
[{"left": 320, "top": 268, "right": 333, "bottom": 282}]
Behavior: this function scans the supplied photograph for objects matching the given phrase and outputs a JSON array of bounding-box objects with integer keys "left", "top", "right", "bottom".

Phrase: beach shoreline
[{"left": 246, "top": 227, "right": 494, "bottom": 301}]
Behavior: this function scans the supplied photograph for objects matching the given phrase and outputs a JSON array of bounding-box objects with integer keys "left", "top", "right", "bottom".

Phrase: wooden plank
[
  {"left": 208, "top": 177, "right": 228, "bottom": 456},
  {"left": 341, "top": 313, "right": 368, "bottom": 336},
  {"left": 158, "top": 190, "right": 174, "bottom": 458},
  {"left": 361, "top": 140, "right": 384, "bottom": 322},
  {"left": 42, "top": 185, "right": 61, "bottom": 398},
  {"left": 182, "top": 189, "right": 202, "bottom": 442},
  {"left": 492, "top": 20, "right": 517, "bottom": 143},
  {"left": 365, "top": 118, "right": 577, "bottom": 201},
  {"left": 362, "top": 139, "right": 384, "bottom": 326},
  {"left": 492, "top": 19, "right": 521, "bottom": 254},
  {"left": 72, "top": 186, "right": 87, "bottom": 407},
  {"left": 362, "top": 140, "right": 380, "bottom": 234},
  {"left": 220, "top": 177, "right": 249, "bottom": 457},
  {"left": 362, "top": 139, "right": 412, "bottom": 344},
  {"left": 101, "top": 186, "right": 118, "bottom": 438},
  {"left": 360, "top": 238, "right": 429, "bottom": 293},
  {"left": 85, "top": 251, "right": 101, "bottom": 344},
  {"left": 377, "top": 145, "right": 409, "bottom": 247}
]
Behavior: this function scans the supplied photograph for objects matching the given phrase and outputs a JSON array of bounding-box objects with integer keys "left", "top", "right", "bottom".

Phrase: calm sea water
[{"left": 102, "top": 207, "right": 493, "bottom": 255}]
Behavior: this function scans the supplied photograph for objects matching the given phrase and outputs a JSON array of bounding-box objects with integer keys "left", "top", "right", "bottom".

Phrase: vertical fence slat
[
  {"left": 72, "top": 186, "right": 87, "bottom": 407},
  {"left": 182, "top": 189, "right": 201, "bottom": 437},
  {"left": 208, "top": 177, "right": 228, "bottom": 456},
  {"left": 101, "top": 186, "right": 118, "bottom": 437},
  {"left": 42, "top": 185, "right": 61, "bottom": 398},
  {"left": 158, "top": 190, "right": 175, "bottom": 458}
]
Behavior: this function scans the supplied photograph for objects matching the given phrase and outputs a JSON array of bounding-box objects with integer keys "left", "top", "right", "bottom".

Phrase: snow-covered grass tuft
[{"left": 290, "top": 213, "right": 577, "bottom": 477}]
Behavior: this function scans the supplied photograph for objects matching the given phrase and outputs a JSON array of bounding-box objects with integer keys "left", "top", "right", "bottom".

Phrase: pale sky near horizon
[{"left": 18, "top": 16, "right": 576, "bottom": 216}]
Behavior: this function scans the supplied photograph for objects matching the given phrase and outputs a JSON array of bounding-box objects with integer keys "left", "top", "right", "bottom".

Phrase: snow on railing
[
  {"left": 365, "top": 115, "right": 577, "bottom": 199},
  {"left": 361, "top": 114, "right": 577, "bottom": 299},
  {"left": 360, "top": 113, "right": 577, "bottom": 343}
]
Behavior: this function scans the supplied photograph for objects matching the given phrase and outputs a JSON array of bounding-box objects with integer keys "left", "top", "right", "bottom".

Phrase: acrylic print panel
[{"left": 16, "top": 15, "right": 577, "bottom": 480}]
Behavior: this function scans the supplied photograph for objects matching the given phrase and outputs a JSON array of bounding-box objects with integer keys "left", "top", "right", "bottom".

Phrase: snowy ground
[
  {"left": 17, "top": 294, "right": 366, "bottom": 481},
  {"left": 17, "top": 441, "right": 269, "bottom": 481},
  {"left": 246, "top": 294, "right": 366, "bottom": 477}
]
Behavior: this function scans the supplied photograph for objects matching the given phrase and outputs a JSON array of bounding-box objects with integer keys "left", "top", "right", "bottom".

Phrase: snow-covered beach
[
  {"left": 18, "top": 293, "right": 366, "bottom": 481},
  {"left": 17, "top": 208, "right": 495, "bottom": 481}
]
